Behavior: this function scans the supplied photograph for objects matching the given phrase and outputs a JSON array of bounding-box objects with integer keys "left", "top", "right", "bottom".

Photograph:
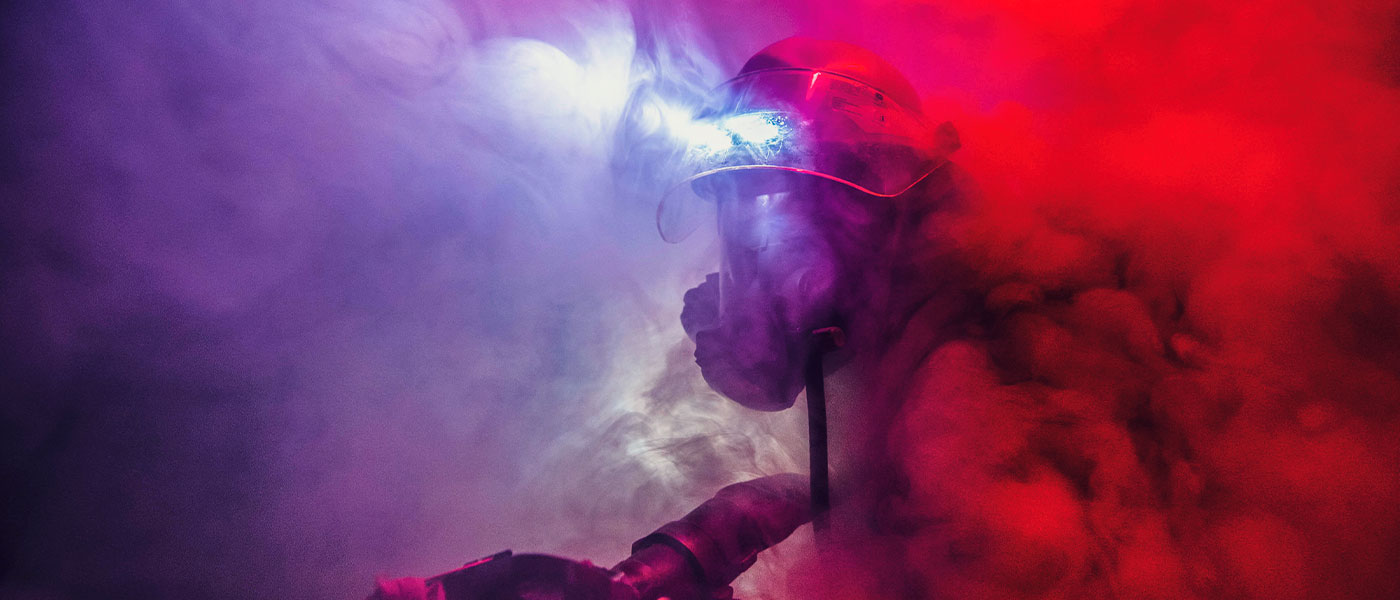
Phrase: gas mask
[{"left": 686, "top": 172, "right": 887, "bottom": 410}]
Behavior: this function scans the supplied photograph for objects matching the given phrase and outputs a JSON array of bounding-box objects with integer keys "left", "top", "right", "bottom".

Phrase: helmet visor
[{"left": 657, "top": 69, "right": 950, "bottom": 242}]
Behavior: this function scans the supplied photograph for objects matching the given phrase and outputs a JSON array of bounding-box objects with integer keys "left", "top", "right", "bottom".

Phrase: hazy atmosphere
[{"left": 3, "top": 1, "right": 1399, "bottom": 598}]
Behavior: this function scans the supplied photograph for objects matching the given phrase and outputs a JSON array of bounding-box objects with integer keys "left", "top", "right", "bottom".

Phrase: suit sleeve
[{"left": 630, "top": 473, "right": 811, "bottom": 588}]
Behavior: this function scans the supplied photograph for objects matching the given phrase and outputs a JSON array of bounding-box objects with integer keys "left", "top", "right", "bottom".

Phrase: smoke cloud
[{"left": 2, "top": 1, "right": 1398, "bottom": 599}]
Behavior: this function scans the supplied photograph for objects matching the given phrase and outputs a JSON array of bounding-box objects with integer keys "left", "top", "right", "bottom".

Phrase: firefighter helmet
[{"left": 657, "top": 37, "right": 958, "bottom": 242}]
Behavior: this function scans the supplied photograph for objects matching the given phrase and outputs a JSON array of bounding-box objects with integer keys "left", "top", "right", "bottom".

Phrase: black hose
[{"left": 805, "top": 327, "right": 844, "bottom": 539}]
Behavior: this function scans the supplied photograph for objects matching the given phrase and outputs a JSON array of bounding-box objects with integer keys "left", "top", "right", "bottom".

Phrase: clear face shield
[
  {"left": 705, "top": 172, "right": 849, "bottom": 337},
  {"left": 686, "top": 169, "right": 898, "bottom": 411}
]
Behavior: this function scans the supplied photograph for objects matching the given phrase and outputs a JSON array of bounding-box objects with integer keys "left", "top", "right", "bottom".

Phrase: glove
[
  {"left": 680, "top": 273, "right": 721, "bottom": 341},
  {"left": 681, "top": 274, "right": 804, "bottom": 411}
]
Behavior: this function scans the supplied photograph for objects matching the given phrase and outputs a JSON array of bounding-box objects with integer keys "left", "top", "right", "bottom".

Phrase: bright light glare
[
  {"left": 723, "top": 112, "right": 784, "bottom": 144},
  {"left": 656, "top": 101, "right": 697, "bottom": 133},
  {"left": 674, "top": 110, "right": 788, "bottom": 156},
  {"left": 654, "top": 101, "right": 732, "bottom": 153},
  {"left": 688, "top": 122, "right": 734, "bottom": 152}
]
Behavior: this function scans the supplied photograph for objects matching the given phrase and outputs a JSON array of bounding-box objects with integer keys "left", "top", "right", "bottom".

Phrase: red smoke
[{"left": 752, "top": 0, "right": 1400, "bottom": 598}]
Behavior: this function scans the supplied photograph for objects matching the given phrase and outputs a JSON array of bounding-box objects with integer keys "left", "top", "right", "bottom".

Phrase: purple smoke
[{"left": 0, "top": 1, "right": 812, "bottom": 597}]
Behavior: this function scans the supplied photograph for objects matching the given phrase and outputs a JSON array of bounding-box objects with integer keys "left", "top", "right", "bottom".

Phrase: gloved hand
[
  {"left": 681, "top": 274, "right": 804, "bottom": 411},
  {"left": 680, "top": 273, "right": 721, "bottom": 341}
]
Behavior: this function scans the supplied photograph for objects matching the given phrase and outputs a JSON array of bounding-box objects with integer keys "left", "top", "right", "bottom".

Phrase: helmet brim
[
  {"left": 657, "top": 163, "right": 947, "bottom": 243},
  {"left": 656, "top": 69, "right": 954, "bottom": 243}
]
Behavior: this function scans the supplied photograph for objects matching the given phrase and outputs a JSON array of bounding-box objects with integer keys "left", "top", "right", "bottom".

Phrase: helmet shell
[
  {"left": 738, "top": 37, "right": 923, "bottom": 113},
  {"left": 656, "top": 38, "right": 958, "bottom": 242}
]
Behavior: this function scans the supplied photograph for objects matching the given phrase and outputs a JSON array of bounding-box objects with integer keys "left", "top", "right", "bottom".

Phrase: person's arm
[
  {"left": 612, "top": 473, "right": 811, "bottom": 599},
  {"left": 368, "top": 475, "right": 810, "bottom": 600}
]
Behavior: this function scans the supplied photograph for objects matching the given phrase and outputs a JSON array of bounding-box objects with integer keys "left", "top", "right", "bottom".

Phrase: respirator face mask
[
  {"left": 688, "top": 170, "right": 889, "bottom": 411},
  {"left": 713, "top": 174, "right": 841, "bottom": 332}
]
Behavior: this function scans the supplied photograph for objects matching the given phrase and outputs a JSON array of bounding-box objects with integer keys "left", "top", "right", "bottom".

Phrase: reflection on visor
[
  {"left": 692, "top": 112, "right": 789, "bottom": 151},
  {"left": 658, "top": 68, "right": 954, "bottom": 243}
]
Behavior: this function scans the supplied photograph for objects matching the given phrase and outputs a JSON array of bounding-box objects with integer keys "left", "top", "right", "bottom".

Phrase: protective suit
[{"left": 371, "top": 37, "right": 975, "bottom": 600}]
